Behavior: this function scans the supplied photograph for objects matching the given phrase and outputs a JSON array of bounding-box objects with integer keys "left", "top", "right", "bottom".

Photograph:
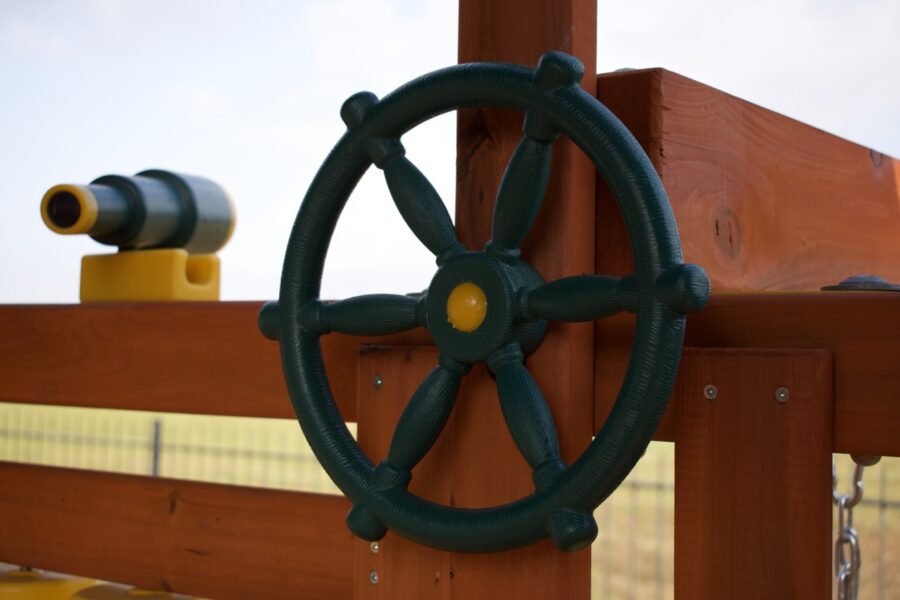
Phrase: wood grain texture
[
  {"left": 453, "top": 1, "right": 596, "bottom": 597},
  {"left": 2, "top": 293, "right": 897, "bottom": 457},
  {"left": 674, "top": 349, "right": 833, "bottom": 599},
  {"left": 352, "top": 350, "right": 589, "bottom": 600},
  {"left": 0, "top": 462, "right": 353, "bottom": 599},
  {"left": 596, "top": 68, "right": 900, "bottom": 290},
  {"left": 594, "top": 69, "right": 898, "bottom": 455},
  {"left": 594, "top": 292, "right": 900, "bottom": 457},
  {"left": 354, "top": 345, "right": 451, "bottom": 600},
  {"left": 446, "top": 364, "right": 588, "bottom": 600},
  {"left": 0, "top": 302, "right": 430, "bottom": 422}
]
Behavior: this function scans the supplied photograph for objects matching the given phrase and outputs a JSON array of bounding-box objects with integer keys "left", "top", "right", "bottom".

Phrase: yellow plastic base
[
  {"left": 0, "top": 565, "right": 94, "bottom": 599},
  {"left": 71, "top": 583, "right": 202, "bottom": 599},
  {"left": 80, "top": 249, "right": 220, "bottom": 302}
]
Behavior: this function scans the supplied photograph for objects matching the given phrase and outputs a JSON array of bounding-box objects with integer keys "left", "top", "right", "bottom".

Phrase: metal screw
[
  {"left": 369, "top": 570, "right": 379, "bottom": 585},
  {"left": 703, "top": 384, "right": 718, "bottom": 400},
  {"left": 373, "top": 374, "right": 383, "bottom": 390},
  {"left": 775, "top": 386, "right": 790, "bottom": 403},
  {"left": 370, "top": 541, "right": 379, "bottom": 554}
]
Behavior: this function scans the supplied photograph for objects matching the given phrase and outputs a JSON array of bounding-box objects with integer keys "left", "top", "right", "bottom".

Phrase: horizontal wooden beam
[
  {"left": 0, "top": 303, "right": 429, "bottom": 422},
  {"left": 2, "top": 293, "right": 898, "bottom": 456},
  {"left": 595, "top": 292, "right": 900, "bottom": 457},
  {"left": 596, "top": 68, "right": 900, "bottom": 291},
  {"left": 0, "top": 462, "right": 353, "bottom": 599}
]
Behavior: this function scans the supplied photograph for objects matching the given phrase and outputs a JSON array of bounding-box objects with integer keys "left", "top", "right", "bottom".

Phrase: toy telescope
[{"left": 41, "top": 169, "right": 235, "bottom": 301}]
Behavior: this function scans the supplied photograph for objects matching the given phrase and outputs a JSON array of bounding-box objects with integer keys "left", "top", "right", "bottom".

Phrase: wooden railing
[{"left": 4, "top": 294, "right": 899, "bottom": 453}]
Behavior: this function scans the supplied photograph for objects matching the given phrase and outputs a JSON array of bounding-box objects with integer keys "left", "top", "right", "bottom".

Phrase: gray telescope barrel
[{"left": 40, "top": 169, "right": 234, "bottom": 254}]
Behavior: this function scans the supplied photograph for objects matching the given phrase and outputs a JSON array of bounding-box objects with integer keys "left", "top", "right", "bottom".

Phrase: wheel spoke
[
  {"left": 382, "top": 154, "right": 462, "bottom": 263},
  {"left": 383, "top": 355, "right": 469, "bottom": 475},
  {"left": 488, "top": 344, "right": 566, "bottom": 491},
  {"left": 486, "top": 51, "right": 584, "bottom": 259},
  {"left": 517, "top": 274, "right": 639, "bottom": 323},
  {"left": 488, "top": 135, "right": 554, "bottom": 255},
  {"left": 346, "top": 354, "right": 466, "bottom": 544},
  {"left": 301, "top": 293, "right": 426, "bottom": 336},
  {"left": 340, "top": 91, "right": 462, "bottom": 264}
]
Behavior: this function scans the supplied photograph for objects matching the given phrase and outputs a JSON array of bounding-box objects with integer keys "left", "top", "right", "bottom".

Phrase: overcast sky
[{"left": 1, "top": 0, "right": 897, "bottom": 303}]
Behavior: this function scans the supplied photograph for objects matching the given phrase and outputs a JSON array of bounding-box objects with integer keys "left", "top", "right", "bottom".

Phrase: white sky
[{"left": 1, "top": 0, "right": 898, "bottom": 303}]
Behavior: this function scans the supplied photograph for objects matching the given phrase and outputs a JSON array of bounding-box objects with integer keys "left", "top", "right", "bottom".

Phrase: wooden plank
[
  {"left": 353, "top": 347, "right": 602, "bottom": 597},
  {"left": 596, "top": 68, "right": 900, "bottom": 290},
  {"left": 2, "top": 291, "right": 898, "bottom": 456},
  {"left": 592, "top": 68, "right": 900, "bottom": 453},
  {"left": 673, "top": 349, "right": 833, "bottom": 599},
  {"left": 0, "top": 462, "right": 353, "bottom": 599},
  {"left": 687, "top": 293, "right": 900, "bottom": 456},
  {"left": 354, "top": 346, "right": 450, "bottom": 599},
  {"left": 594, "top": 292, "right": 900, "bottom": 456},
  {"left": 0, "top": 302, "right": 429, "bottom": 421},
  {"left": 453, "top": 0, "right": 596, "bottom": 597}
]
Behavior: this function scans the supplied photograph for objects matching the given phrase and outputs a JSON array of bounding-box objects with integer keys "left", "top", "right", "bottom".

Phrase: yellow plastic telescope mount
[{"left": 79, "top": 249, "right": 220, "bottom": 302}]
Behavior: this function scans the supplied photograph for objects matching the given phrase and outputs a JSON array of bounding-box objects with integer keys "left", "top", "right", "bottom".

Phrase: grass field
[{"left": 1, "top": 402, "right": 897, "bottom": 598}]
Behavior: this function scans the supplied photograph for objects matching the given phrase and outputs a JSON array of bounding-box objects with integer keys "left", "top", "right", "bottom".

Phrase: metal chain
[{"left": 833, "top": 454, "right": 881, "bottom": 600}]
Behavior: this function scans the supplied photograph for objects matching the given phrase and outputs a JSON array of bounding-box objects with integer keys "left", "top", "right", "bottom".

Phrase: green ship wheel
[{"left": 259, "top": 51, "right": 710, "bottom": 553}]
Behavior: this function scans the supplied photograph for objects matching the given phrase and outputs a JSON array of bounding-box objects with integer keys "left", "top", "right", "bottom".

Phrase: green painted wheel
[{"left": 260, "top": 51, "right": 710, "bottom": 552}]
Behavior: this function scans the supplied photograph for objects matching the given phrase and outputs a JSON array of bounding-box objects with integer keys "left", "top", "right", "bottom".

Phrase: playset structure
[{"left": 1, "top": 1, "right": 899, "bottom": 598}]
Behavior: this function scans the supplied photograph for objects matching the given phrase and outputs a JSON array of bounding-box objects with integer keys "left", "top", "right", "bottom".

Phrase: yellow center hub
[{"left": 446, "top": 282, "right": 488, "bottom": 332}]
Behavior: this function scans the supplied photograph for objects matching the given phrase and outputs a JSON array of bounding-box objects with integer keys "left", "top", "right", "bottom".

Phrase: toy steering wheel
[{"left": 260, "top": 51, "right": 709, "bottom": 553}]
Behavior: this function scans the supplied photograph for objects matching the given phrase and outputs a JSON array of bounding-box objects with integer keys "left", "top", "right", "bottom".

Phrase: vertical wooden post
[
  {"left": 674, "top": 348, "right": 834, "bottom": 599},
  {"left": 355, "top": 346, "right": 450, "bottom": 599},
  {"left": 356, "top": 4, "right": 598, "bottom": 597},
  {"left": 452, "top": 1, "right": 598, "bottom": 598}
]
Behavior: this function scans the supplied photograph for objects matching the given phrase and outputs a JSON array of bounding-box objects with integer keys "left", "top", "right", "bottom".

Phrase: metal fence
[
  {"left": 0, "top": 402, "right": 897, "bottom": 599},
  {"left": 0, "top": 404, "right": 340, "bottom": 494}
]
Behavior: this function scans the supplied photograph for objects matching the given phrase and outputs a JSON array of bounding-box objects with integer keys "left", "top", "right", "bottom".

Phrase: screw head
[
  {"left": 703, "top": 384, "right": 718, "bottom": 400},
  {"left": 369, "top": 570, "right": 379, "bottom": 585},
  {"left": 373, "top": 375, "right": 383, "bottom": 389},
  {"left": 775, "top": 386, "right": 790, "bottom": 403},
  {"left": 370, "top": 541, "right": 379, "bottom": 554}
]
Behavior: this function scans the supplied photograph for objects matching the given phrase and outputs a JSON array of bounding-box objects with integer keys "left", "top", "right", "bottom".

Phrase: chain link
[{"left": 832, "top": 455, "right": 880, "bottom": 600}]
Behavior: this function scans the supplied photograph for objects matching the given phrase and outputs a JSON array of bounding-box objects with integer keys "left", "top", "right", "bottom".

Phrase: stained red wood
[
  {"left": 596, "top": 68, "right": 900, "bottom": 290},
  {"left": 2, "top": 292, "right": 898, "bottom": 457},
  {"left": 0, "top": 302, "right": 429, "bottom": 422},
  {"left": 594, "top": 292, "right": 900, "bottom": 457},
  {"left": 0, "top": 462, "right": 353, "bottom": 599},
  {"left": 354, "top": 346, "right": 450, "bottom": 600},
  {"left": 452, "top": 0, "right": 597, "bottom": 597},
  {"left": 674, "top": 349, "right": 833, "bottom": 599},
  {"left": 591, "top": 68, "right": 899, "bottom": 455}
]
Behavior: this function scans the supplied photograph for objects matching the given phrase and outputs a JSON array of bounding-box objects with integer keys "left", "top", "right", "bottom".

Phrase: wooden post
[
  {"left": 674, "top": 348, "right": 834, "bottom": 599},
  {"left": 354, "top": 346, "right": 450, "bottom": 599},
  {"left": 450, "top": 1, "right": 598, "bottom": 598},
  {"left": 356, "top": 2, "right": 599, "bottom": 598}
]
